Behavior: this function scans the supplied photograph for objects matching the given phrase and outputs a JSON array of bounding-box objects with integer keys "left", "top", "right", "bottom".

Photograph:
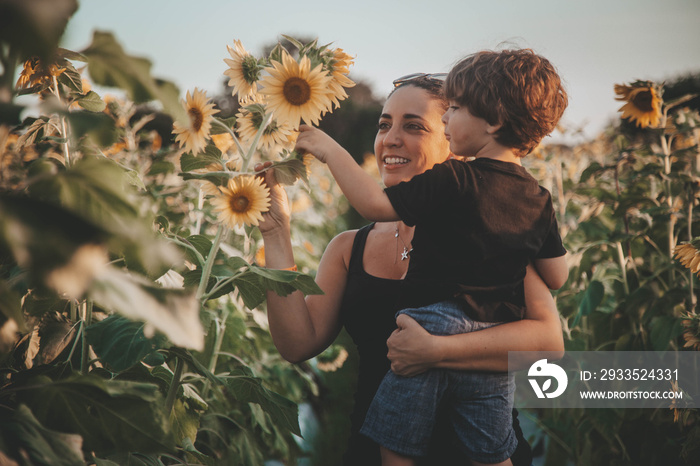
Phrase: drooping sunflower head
[
  {"left": 259, "top": 51, "right": 333, "bottom": 129},
  {"left": 172, "top": 88, "right": 219, "bottom": 155},
  {"left": 322, "top": 47, "right": 356, "bottom": 109},
  {"left": 236, "top": 96, "right": 296, "bottom": 153},
  {"left": 316, "top": 344, "right": 349, "bottom": 372},
  {"left": 211, "top": 174, "right": 271, "bottom": 228},
  {"left": 614, "top": 81, "right": 663, "bottom": 129},
  {"left": 681, "top": 312, "right": 700, "bottom": 351},
  {"left": 673, "top": 241, "right": 700, "bottom": 276},
  {"left": 224, "top": 40, "right": 261, "bottom": 103},
  {"left": 16, "top": 57, "right": 66, "bottom": 90}
]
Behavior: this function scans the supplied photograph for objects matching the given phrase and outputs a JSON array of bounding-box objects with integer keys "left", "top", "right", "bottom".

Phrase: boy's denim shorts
[{"left": 360, "top": 300, "right": 517, "bottom": 462}]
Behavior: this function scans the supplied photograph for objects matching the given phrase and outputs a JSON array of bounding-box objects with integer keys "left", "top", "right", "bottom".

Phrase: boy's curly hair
[{"left": 444, "top": 49, "right": 568, "bottom": 157}]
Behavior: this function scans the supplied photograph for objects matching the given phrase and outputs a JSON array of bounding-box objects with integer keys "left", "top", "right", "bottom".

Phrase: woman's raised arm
[
  {"left": 257, "top": 163, "right": 352, "bottom": 363},
  {"left": 387, "top": 263, "right": 565, "bottom": 375}
]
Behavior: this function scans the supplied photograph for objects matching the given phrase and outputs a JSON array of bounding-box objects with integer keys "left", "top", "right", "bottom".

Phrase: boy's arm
[
  {"left": 295, "top": 125, "right": 399, "bottom": 221},
  {"left": 533, "top": 255, "right": 569, "bottom": 290}
]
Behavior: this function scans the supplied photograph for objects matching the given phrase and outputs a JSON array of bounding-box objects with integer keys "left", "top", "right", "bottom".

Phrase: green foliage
[
  {"left": 525, "top": 95, "right": 700, "bottom": 464},
  {"left": 0, "top": 16, "right": 336, "bottom": 465}
]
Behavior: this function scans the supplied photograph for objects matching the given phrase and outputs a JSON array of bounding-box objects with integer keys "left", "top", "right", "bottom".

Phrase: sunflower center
[
  {"left": 189, "top": 107, "right": 204, "bottom": 131},
  {"left": 283, "top": 77, "right": 312, "bottom": 106},
  {"left": 242, "top": 56, "right": 260, "bottom": 84},
  {"left": 631, "top": 89, "right": 654, "bottom": 112},
  {"left": 230, "top": 195, "right": 250, "bottom": 213}
]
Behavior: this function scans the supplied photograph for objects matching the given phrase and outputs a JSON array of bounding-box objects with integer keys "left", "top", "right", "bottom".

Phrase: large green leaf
[
  {"left": 179, "top": 145, "right": 223, "bottom": 172},
  {"left": 573, "top": 280, "right": 604, "bottom": 327},
  {"left": 232, "top": 265, "right": 323, "bottom": 309},
  {"left": 89, "top": 266, "right": 203, "bottom": 351},
  {"left": 0, "top": 404, "right": 84, "bottom": 466},
  {"left": 0, "top": 279, "right": 25, "bottom": 332},
  {"left": 81, "top": 31, "right": 184, "bottom": 121},
  {"left": 0, "top": 193, "right": 109, "bottom": 294},
  {"left": 220, "top": 367, "right": 301, "bottom": 437},
  {"left": 166, "top": 348, "right": 299, "bottom": 436},
  {"left": 15, "top": 374, "right": 174, "bottom": 456},
  {"left": 649, "top": 315, "right": 683, "bottom": 351},
  {"left": 27, "top": 156, "right": 181, "bottom": 277},
  {"left": 86, "top": 315, "right": 167, "bottom": 372},
  {"left": 0, "top": 0, "right": 78, "bottom": 61}
]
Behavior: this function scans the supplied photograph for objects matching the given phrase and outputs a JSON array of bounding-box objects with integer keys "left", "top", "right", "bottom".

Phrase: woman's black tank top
[{"left": 338, "top": 223, "right": 531, "bottom": 466}]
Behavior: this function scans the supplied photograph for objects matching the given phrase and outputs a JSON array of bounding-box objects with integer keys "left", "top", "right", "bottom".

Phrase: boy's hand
[{"left": 294, "top": 125, "right": 341, "bottom": 164}]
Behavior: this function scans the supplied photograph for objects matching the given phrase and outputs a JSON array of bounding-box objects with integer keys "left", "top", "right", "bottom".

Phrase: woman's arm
[
  {"left": 257, "top": 163, "right": 352, "bottom": 363},
  {"left": 386, "top": 263, "right": 564, "bottom": 375}
]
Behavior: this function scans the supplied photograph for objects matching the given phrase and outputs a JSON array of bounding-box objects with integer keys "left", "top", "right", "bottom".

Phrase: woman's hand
[
  {"left": 387, "top": 314, "right": 441, "bottom": 376},
  {"left": 254, "top": 161, "right": 291, "bottom": 236}
]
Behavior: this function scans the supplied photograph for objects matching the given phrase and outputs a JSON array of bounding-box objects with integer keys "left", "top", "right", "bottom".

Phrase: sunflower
[
  {"left": 194, "top": 156, "right": 242, "bottom": 197},
  {"left": 224, "top": 40, "right": 261, "bottom": 103},
  {"left": 259, "top": 51, "right": 333, "bottom": 129},
  {"left": 681, "top": 312, "right": 700, "bottom": 351},
  {"left": 211, "top": 175, "right": 270, "bottom": 227},
  {"left": 674, "top": 242, "right": 700, "bottom": 275},
  {"left": 236, "top": 97, "right": 297, "bottom": 152},
  {"left": 172, "top": 88, "right": 219, "bottom": 155},
  {"left": 324, "top": 47, "right": 356, "bottom": 109},
  {"left": 316, "top": 345, "right": 349, "bottom": 372},
  {"left": 16, "top": 57, "right": 66, "bottom": 90},
  {"left": 614, "top": 82, "right": 662, "bottom": 128}
]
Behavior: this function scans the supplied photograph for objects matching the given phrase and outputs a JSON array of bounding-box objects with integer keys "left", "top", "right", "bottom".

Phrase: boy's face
[{"left": 441, "top": 102, "right": 499, "bottom": 158}]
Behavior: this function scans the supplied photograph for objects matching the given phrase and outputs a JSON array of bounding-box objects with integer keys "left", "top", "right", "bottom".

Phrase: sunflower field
[{"left": 0, "top": 2, "right": 699, "bottom": 466}]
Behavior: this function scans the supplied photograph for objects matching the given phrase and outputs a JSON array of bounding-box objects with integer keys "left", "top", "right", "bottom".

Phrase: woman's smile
[{"left": 383, "top": 156, "right": 410, "bottom": 167}]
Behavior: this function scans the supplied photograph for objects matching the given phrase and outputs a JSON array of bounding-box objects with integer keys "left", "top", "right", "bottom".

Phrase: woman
[{"left": 257, "top": 75, "right": 564, "bottom": 465}]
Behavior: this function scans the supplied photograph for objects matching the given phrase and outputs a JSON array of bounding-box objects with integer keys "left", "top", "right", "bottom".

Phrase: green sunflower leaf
[
  {"left": 14, "top": 374, "right": 175, "bottom": 456},
  {"left": 0, "top": 404, "right": 85, "bottom": 466},
  {"left": 86, "top": 315, "right": 167, "bottom": 372},
  {"left": 77, "top": 91, "right": 107, "bottom": 112}
]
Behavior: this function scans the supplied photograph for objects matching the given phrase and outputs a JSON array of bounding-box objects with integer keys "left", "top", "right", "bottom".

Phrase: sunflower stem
[
  {"left": 212, "top": 117, "right": 246, "bottom": 161},
  {"left": 80, "top": 300, "right": 93, "bottom": 374},
  {"left": 616, "top": 241, "right": 630, "bottom": 295},
  {"left": 201, "top": 306, "right": 230, "bottom": 399},
  {"left": 52, "top": 75, "right": 72, "bottom": 167},
  {"left": 242, "top": 112, "right": 273, "bottom": 172},
  {"left": 196, "top": 224, "right": 226, "bottom": 301},
  {"left": 689, "top": 194, "right": 696, "bottom": 312},
  {"left": 165, "top": 356, "right": 185, "bottom": 416}
]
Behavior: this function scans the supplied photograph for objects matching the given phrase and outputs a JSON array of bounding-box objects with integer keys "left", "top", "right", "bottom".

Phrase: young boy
[{"left": 295, "top": 49, "right": 568, "bottom": 466}]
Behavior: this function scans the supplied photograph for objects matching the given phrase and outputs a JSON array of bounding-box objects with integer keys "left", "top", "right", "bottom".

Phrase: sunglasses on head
[{"left": 392, "top": 72, "right": 447, "bottom": 88}]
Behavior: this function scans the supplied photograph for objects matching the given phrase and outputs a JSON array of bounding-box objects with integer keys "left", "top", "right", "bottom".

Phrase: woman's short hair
[{"left": 444, "top": 49, "right": 568, "bottom": 157}]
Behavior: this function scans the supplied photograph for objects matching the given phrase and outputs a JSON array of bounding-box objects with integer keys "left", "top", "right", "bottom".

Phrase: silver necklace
[{"left": 394, "top": 222, "right": 413, "bottom": 263}]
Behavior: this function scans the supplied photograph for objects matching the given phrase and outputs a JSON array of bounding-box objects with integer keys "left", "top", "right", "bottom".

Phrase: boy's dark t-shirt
[{"left": 384, "top": 158, "right": 565, "bottom": 322}]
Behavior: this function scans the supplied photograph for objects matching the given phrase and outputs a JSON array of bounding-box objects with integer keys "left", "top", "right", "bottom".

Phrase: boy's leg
[
  {"left": 380, "top": 446, "right": 418, "bottom": 466},
  {"left": 471, "top": 459, "right": 513, "bottom": 466},
  {"left": 403, "top": 302, "right": 518, "bottom": 464},
  {"left": 361, "top": 300, "right": 472, "bottom": 456},
  {"left": 447, "top": 360, "right": 517, "bottom": 464},
  {"left": 360, "top": 367, "right": 446, "bottom": 457}
]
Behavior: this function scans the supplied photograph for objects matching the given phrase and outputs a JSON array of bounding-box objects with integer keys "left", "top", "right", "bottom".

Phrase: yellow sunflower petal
[
  {"left": 615, "top": 83, "right": 662, "bottom": 129},
  {"left": 259, "top": 51, "right": 333, "bottom": 130},
  {"left": 236, "top": 95, "right": 297, "bottom": 152},
  {"left": 211, "top": 175, "right": 271, "bottom": 227},
  {"left": 172, "top": 88, "right": 219, "bottom": 155},
  {"left": 224, "top": 40, "right": 260, "bottom": 103}
]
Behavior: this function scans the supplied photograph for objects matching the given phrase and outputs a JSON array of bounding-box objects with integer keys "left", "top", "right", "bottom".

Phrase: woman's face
[{"left": 374, "top": 85, "right": 452, "bottom": 188}]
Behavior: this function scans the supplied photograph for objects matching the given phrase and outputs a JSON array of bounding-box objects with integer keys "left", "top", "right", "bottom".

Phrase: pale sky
[{"left": 63, "top": 0, "right": 700, "bottom": 139}]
